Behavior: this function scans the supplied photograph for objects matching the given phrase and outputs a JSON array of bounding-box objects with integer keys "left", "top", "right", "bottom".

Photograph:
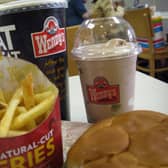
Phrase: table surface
[{"left": 69, "top": 71, "right": 168, "bottom": 122}]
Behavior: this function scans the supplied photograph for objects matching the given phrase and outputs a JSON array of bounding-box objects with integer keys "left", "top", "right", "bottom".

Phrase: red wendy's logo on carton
[
  {"left": 31, "top": 16, "right": 66, "bottom": 58},
  {"left": 87, "top": 77, "right": 120, "bottom": 104}
]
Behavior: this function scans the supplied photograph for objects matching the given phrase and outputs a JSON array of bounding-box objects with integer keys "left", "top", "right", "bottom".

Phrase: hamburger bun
[{"left": 66, "top": 110, "right": 168, "bottom": 168}]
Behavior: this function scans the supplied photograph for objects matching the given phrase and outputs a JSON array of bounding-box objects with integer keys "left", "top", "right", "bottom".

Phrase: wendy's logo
[
  {"left": 31, "top": 16, "right": 66, "bottom": 58},
  {"left": 87, "top": 77, "right": 120, "bottom": 104}
]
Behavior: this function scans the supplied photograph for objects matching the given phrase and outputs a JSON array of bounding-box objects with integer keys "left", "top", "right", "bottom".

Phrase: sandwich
[{"left": 66, "top": 110, "right": 168, "bottom": 168}]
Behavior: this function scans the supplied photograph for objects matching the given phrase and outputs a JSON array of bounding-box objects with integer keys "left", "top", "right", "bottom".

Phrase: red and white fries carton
[{"left": 0, "top": 56, "right": 63, "bottom": 168}]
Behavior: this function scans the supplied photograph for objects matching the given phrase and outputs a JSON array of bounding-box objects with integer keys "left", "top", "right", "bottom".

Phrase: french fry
[
  {"left": 12, "top": 93, "right": 56, "bottom": 130},
  {"left": 0, "top": 88, "right": 7, "bottom": 109},
  {"left": 22, "top": 73, "right": 35, "bottom": 109},
  {"left": 16, "top": 106, "right": 28, "bottom": 115},
  {"left": 35, "top": 113, "right": 47, "bottom": 125},
  {"left": 0, "top": 88, "right": 6, "bottom": 103},
  {"left": 26, "top": 120, "right": 37, "bottom": 130},
  {"left": 7, "top": 130, "right": 28, "bottom": 137},
  {"left": 0, "top": 88, "right": 22, "bottom": 137},
  {"left": 16, "top": 106, "right": 36, "bottom": 130},
  {"left": 35, "top": 90, "right": 53, "bottom": 103},
  {"left": 0, "top": 109, "right": 6, "bottom": 119},
  {"left": 35, "top": 86, "right": 58, "bottom": 103},
  {"left": 0, "top": 102, "right": 7, "bottom": 109}
]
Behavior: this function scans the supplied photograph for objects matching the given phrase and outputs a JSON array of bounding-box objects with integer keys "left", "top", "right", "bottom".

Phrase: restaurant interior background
[
  {"left": 85, "top": 0, "right": 168, "bottom": 83},
  {"left": 127, "top": 0, "right": 168, "bottom": 83},
  {"left": 86, "top": 0, "right": 167, "bottom": 11},
  {"left": 0, "top": 0, "right": 167, "bottom": 82}
]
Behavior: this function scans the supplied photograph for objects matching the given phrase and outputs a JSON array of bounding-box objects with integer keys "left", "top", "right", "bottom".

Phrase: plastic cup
[{"left": 72, "top": 17, "right": 141, "bottom": 123}]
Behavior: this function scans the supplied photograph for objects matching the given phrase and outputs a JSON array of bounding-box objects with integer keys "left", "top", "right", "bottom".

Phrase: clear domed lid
[{"left": 72, "top": 17, "right": 141, "bottom": 60}]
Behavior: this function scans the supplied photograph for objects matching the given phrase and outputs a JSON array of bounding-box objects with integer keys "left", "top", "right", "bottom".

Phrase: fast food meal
[
  {"left": 66, "top": 110, "right": 168, "bottom": 168},
  {"left": 0, "top": 73, "right": 58, "bottom": 137}
]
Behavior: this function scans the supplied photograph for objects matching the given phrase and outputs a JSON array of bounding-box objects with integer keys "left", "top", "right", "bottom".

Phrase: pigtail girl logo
[
  {"left": 87, "top": 77, "right": 120, "bottom": 104},
  {"left": 31, "top": 16, "right": 66, "bottom": 58}
]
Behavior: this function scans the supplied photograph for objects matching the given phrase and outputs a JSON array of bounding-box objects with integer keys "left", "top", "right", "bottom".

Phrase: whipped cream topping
[{"left": 72, "top": 39, "right": 141, "bottom": 61}]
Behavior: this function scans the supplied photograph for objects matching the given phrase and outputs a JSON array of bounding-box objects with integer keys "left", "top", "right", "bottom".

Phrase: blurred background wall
[{"left": 85, "top": 0, "right": 168, "bottom": 11}]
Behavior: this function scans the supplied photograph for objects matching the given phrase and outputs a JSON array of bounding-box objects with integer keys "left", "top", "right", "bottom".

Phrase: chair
[
  {"left": 66, "top": 25, "right": 79, "bottom": 76},
  {"left": 124, "top": 8, "right": 168, "bottom": 77}
]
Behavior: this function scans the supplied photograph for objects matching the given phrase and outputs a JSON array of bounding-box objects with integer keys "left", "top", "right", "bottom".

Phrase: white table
[{"left": 69, "top": 71, "right": 168, "bottom": 122}]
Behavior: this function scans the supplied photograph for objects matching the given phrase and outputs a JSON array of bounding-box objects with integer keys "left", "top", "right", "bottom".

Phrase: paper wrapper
[
  {"left": 0, "top": 56, "right": 63, "bottom": 168},
  {"left": 0, "top": 56, "right": 54, "bottom": 98}
]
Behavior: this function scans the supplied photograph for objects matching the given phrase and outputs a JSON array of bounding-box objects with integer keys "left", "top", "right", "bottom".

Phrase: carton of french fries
[{"left": 0, "top": 55, "right": 63, "bottom": 168}]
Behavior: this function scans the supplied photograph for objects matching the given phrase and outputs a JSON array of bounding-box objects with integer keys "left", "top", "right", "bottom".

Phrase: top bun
[{"left": 66, "top": 110, "right": 168, "bottom": 168}]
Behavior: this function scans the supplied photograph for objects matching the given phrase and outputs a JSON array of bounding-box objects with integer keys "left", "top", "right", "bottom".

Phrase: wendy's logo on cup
[
  {"left": 31, "top": 16, "right": 66, "bottom": 58},
  {"left": 87, "top": 77, "right": 120, "bottom": 104}
]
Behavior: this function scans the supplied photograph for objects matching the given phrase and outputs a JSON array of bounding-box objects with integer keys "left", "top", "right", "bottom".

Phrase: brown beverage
[{"left": 72, "top": 17, "right": 141, "bottom": 122}]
